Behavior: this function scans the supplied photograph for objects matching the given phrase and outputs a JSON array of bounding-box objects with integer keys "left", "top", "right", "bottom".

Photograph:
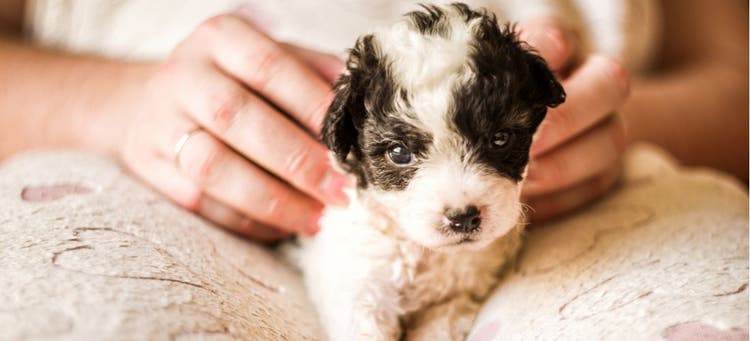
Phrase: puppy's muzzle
[{"left": 444, "top": 205, "right": 482, "bottom": 233}]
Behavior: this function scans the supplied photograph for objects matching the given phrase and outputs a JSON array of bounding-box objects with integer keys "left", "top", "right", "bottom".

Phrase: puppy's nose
[{"left": 445, "top": 205, "right": 481, "bottom": 233}]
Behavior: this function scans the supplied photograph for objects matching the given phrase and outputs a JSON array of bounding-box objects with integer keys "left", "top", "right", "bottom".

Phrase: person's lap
[
  {"left": 472, "top": 144, "right": 749, "bottom": 340},
  {"left": 0, "top": 145, "right": 746, "bottom": 339}
]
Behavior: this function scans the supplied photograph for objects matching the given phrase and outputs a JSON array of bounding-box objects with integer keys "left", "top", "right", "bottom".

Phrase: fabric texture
[
  {"left": 23, "top": 0, "right": 659, "bottom": 71},
  {"left": 472, "top": 146, "right": 749, "bottom": 340},
  {"left": 0, "top": 151, "right": 323, "bottom": 340},
  {"left": 9, "top": 1, "right": 745, "bottom": 339},
  {"left": 0, "top": 145, "right": 746, "bottom": 339}
]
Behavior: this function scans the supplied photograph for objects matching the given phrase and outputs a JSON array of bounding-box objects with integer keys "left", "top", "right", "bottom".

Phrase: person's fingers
[
  {"left": 281, "top": 43, "right": 345, "bottom": 84},
  {"left": 524, "top": 163, "right": 622, "bottom": 223},
  {"left": 195, "top": 195, "right": 291, "bottom": 242},
  {"left": 190, "top": 14, "right": 334, "bottom": 134},
  {"left": 125, "top": 150, "right": 204, "bottom": 210},
  {"left": 169, "top": 61, "right": 349, "bottom": 206},
  {"left": 175, "top": 129, "right": 324, "bottom": 235},
  {"left": 523, "top": 115, "right": 627, "bottom": 197},
  {"left": 232, "top": 6, "right": 345, "bottom": 83},
  {"left": 532, "top": 55, "right": 630, "bottom": 156},
  {"left": 517, "top": 18, "right": 577, "bottom": 72},
  {"left": 126, "top": 151, "right": 290, "bottom": 242}
]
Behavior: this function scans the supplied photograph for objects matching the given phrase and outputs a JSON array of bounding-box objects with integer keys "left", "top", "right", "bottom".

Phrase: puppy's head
[{"left": 322, "top": 3, "right": 564, "bottom": 251}]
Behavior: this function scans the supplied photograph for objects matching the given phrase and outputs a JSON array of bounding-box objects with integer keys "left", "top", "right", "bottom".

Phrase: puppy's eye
[
  {"left": 386, "top": 145, "right": 416, "bottom": 166},
  {"left": 492, "top": 131, "right": 512, "bottom": 148}
]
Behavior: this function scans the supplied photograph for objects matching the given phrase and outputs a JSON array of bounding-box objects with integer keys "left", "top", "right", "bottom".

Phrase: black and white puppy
[{"left": 296, "top": 3, "right": 564, "bottom": 340}]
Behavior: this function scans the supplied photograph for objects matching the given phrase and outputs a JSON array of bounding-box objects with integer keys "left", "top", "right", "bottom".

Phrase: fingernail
[
  {"left": 527, "top": 28, "right": 566, "bottom": 63},
  {"left": 239, "top": 218, "right": 254, "bottom": 230},
  {"left": 331, "top": 58, "right": 345, "bottom": 74},
  {"left": 523, "top": 178, "right": 540, "bottom": 190},
  {"left": 604, "top": 57, "right": 631, "bottom": 95},
  {"left": 324, "top": 57, "right": 346, "bottom": 84},
  {"left": 530, "top": 136, "right": 543, "bottom": 156},
  {"left": 234, "top": 4, "right": 275, "bottom": 34},
  {"left": 526, "top": 161, "right": 541, "bottom": 181},
  {"left": 337, "top": 50, "right": 349, "bottom": 62},
  {"left": 544, "top": 28, "right": 566, "bottom": 55},
  {"left": 305, "top": 211, "right": 323, "bottom": 236},
  {"left": 530, "top": 122, "right": 550, "bottom": 156},
  {"left": 321, "top": 171, "right": 351, "bottom": 206},
  {"left": 522, "top": 178, "right": 546, "bottom": 199}
]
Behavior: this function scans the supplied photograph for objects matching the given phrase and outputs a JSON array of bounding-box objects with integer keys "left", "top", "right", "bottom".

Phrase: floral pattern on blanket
[
  {"left": 0, "top": 146, "right": 747, "bottom": 340},
  {"left": 470, "top": 146, "right": 749, "bottom": 340},
  {"left": 0, "top": 152, "right": 322, "bottom": 340}
]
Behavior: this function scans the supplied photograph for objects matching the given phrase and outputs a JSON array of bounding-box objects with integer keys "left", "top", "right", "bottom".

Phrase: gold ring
[{"left": 173, "top": 127, "right": 204, "bottom": 167}]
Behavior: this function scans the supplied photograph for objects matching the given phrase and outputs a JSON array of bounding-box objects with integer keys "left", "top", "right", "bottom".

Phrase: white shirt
[{"left": 23, "top": 0, "right": 658, "bottom": 71}]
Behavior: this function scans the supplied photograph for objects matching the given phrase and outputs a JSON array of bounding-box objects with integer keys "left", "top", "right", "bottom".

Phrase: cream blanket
[
  {"left": 0, "top": 145, "right": 746, "bottom": 340},
  {"left": 5, "top": 1, "right": 746, "bottom": 339}
]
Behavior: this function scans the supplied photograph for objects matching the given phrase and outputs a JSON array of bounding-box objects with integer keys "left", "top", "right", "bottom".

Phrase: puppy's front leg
[
  {"left": 303, "top": 233, "right": 404, "bottom": 340},
  {"left": 314, "top": 277, "right": 403, "bottom": 340},
  {"left": 404, "top": 294, "right": 481, "bottom": 341}
]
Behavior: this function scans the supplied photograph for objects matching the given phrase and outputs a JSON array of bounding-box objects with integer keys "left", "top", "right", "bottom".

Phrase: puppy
[{"left": 295, "top": 3, "right": 564, "bottom": 340}]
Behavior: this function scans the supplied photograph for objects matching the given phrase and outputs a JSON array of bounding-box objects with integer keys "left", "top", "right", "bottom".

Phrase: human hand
[
  {"left": 120, "top": 14, "right": 348, "bottom": 242},
  {"left": 517, "top": 18, "right": 631, "bottom": 222}
]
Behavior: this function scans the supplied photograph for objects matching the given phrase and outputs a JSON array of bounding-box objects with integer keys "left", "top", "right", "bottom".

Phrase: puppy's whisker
[{"left": 520, "top": 201, "right": 535, "bottom": 214}]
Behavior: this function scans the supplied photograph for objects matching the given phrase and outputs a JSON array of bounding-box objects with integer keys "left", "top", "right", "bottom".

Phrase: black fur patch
[
  {"left": 321, "top": 3, "right": 565, "bottom": 191},
  {"left": 360, "top": 116, "right": 432, "bottom": 191},
  {"left": 448, "top": 2, "right": 484, "bottom": 22},
  {"left": 405, "top": 4, "right": 448, "bottom": 37},
  {"left": 404, "top": 3, "right": 487, "bottom": 38},
  {"left": 321, "top": 34, "right": 431, "bottom": 190},
  {"left": 451, "top": 8, "right": 565, "bottom": 181}
]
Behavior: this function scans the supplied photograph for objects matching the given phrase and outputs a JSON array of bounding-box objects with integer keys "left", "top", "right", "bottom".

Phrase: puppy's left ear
[
  {"left": 525, "top": 51, "right": 565, "bottom": 125},
  {"left": 524, "top": 52, "right": 566, "bottom": 109}
]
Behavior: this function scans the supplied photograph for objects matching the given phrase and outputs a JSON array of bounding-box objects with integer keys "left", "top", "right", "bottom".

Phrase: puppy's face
[{"left": 322, "top": 4, "right": 564, "bottom": 251}]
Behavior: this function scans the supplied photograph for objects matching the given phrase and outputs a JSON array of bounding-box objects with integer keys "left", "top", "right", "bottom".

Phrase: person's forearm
[
  {"left": 621, "top": 63, "right": 748, "bottom": 181},
  {"left": 0, "top": 0, "right": 23, "bottom": 35},
  {"left": 621, "top": 0, "right": 748, "bottom": 181},
  {"left": 0, "top": 39, "right": 155, "bottom": 160}
]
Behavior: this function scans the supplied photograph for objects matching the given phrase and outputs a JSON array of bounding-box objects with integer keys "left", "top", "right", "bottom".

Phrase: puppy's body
[
  {"left": 300, "top": 196, "right": 521, "bottom": 339},
  {"left": 294, "top": 4, "right": 564, "bottom": 339}
]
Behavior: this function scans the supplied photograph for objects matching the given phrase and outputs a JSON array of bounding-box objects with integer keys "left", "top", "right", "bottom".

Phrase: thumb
[
  {"left": 517, "top": 18, "right": 577, "bottom": 72},
  {"left": 282, "top": 43, "right": 346, "bottom": 84}
]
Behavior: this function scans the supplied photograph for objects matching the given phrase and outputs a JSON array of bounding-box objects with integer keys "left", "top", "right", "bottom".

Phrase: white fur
[
  {"left": 377, "top": 5, "right": 479, "bottom": 141},
  {"left": 379, "top": 157, "right": 522, "bottom": 251},
  {"left": 373, "top": 6, "right": 522, "bottom": 252},
  {"left": 298, "top": 192, "right": 522, "bottom": 340},
  {"left": 293, "top": 6, "right": 526, "bottom": 340},
  {"left": 376, "top": 7, "right": 476, "bottom": 91}
]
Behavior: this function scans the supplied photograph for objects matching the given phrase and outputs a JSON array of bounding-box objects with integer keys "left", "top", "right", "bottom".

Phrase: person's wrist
[{"left": 84, "top": 61, "right": 157, "bottom": 159}]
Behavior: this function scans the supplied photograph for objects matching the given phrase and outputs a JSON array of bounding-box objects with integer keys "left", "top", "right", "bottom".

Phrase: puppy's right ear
[
  {"left": 321, "top": 73, "right": 358, "bottom": 163},
  {"left": 321, "top": 35, "right": 378, "bottom": 173}
]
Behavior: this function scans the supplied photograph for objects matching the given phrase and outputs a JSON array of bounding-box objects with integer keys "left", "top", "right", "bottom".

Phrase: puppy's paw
[
  {"left": 328, "top": 303, "right": 401, "bottom": 341},
  {"left": 405, "top": 294, "right": 480, "bottom": 341}
]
